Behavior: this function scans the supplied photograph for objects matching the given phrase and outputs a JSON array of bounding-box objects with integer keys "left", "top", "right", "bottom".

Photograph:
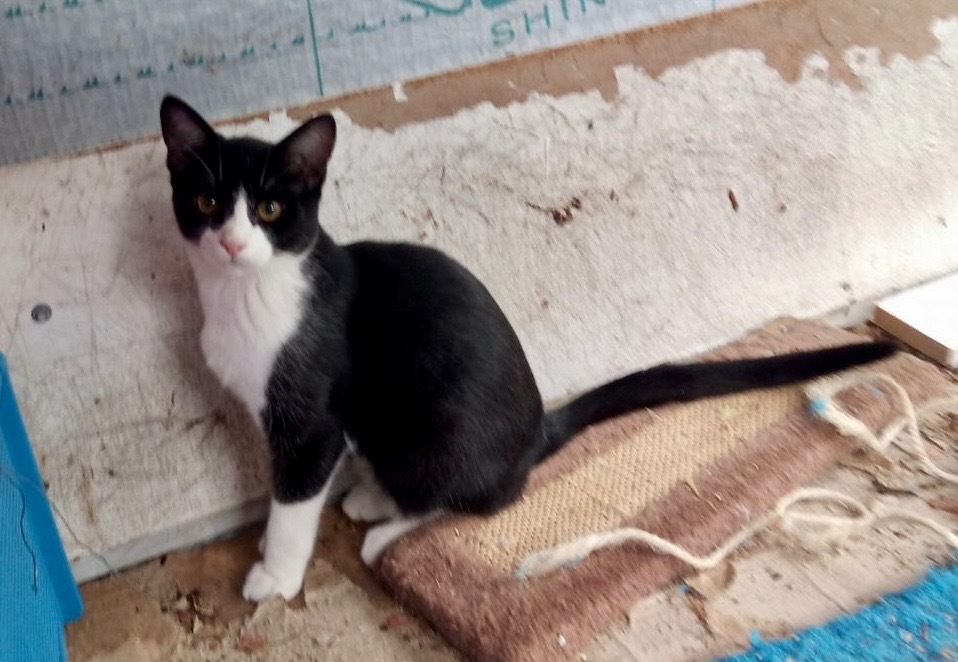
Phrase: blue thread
[
  {"left": 560, "top": 556, "right": 580, "bottom": 570},
  {"left": 809, "top": 398, "right": 828, "bottom": 417}
]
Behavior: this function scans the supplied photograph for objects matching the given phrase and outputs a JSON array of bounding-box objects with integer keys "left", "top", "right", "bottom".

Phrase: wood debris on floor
[
  {"left": 66, "top": 511, "right": 455, "bottom": 662},
  {"left": 65, "top": 325, "right": 958, "bottom": 662}
]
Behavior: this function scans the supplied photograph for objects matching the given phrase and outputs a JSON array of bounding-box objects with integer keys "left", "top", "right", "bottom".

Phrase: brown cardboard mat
[{"left": 377, "top": 319, "right": 950, "bottom": 662}]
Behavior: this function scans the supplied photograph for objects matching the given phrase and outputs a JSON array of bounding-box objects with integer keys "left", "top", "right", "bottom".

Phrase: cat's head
[{"left": 159, "top": 96, "right": 336, "bottom": 273}]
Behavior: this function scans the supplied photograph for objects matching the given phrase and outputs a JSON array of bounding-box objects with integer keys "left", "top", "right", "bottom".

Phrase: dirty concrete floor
[
  {"left": 65, "top": 467, "right": 958, "bottom": 662},
  {"left": 66, "top": 509, "right": 456, "bottom": 661},
  {"left": 66, "top": 324, "right": 958, "bottom": 662}
]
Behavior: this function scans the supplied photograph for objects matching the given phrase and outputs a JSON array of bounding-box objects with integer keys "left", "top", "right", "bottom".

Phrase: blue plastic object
[
  {"left": 721, "top": 564, "right": 958, "bottom": 662},
  {"left": 0, "top": 353, "right": 83, "bottom": 661}
]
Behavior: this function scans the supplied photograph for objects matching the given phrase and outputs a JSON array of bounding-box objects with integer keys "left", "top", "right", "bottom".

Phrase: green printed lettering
[
  {"left": 491, "top": 18, "right": 514, "bottom": 46},
  {"left": 523, "top": 5, "right": 550, "bottom": 34},
  {"left": 578, "top": 0, "right": 605, "bottom": 10},
  {"left": 401, "top": 0, "right": 470, "bottom": 17}
]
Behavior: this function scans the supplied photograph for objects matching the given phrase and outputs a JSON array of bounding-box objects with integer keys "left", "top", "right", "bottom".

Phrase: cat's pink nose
[{"left": 220, "top": 238, "right": 246, "bottom": 257}]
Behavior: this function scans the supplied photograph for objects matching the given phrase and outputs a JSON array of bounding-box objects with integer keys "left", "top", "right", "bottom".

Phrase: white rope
[
  {"left": 806, "top": 373, "right": 958, "bottom": 484},
  {"left": 515, "top": 372, "right": 958, "bottom": 579}
]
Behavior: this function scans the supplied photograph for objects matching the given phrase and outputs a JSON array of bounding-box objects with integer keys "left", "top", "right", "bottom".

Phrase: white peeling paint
[{"left": 392, "top": 81, "right": 409, "bottom": 103}]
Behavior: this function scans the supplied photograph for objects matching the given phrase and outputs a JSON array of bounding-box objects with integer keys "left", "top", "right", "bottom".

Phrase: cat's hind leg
[
  {"left": 326, "top": 447, "right": 363, "bottom": 503},
  {"left": 341, "top": 456, "right": 401, "bottom": 523},
  {"left": 360, "top": 513, "right": 440, "bottom": 566}
]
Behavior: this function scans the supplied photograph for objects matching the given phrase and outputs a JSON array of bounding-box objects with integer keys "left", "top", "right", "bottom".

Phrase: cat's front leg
[
  {"left": 255, "top": 451, "right": 359, "bottom": 555},
  {"left": 243, "top": 451, "right": 346, "bottom": 602}
]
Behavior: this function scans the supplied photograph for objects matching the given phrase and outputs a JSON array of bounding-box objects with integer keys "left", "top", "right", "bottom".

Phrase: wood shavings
[
  {"left": 687, "top": 593, "right": 710, "bottom": 632},
  {"left": 380, "top": 611, "right": 413, "bottom": 631},
  {"left": 524, "top": 196, "right": 583, "bottom": 226},
  {"left": 685, "top": 562, "right": 737, "bottom": 600},
  {"left": 684, "top": 477, "right": 703, "bottom": 499},
  {"left": 237, "top": 632, "right": 268, "bottom": 653},
  {"left": 929, "top": 498, "right": 958, "bottom": 518},
  {"left": 686, "top": 596, "right": 751, "bottom": 648},
  {"left": 177, "top": 611, "right": 194, "bottom": 631},
  {"left": 839, "top": 450, "right": 895, "bottom": 474},
  {"left": 164, "top": 588, "right": 217, "bottom": 633},
  {"left": 871, "top": 477, "right": 919, "bottom": 497}
]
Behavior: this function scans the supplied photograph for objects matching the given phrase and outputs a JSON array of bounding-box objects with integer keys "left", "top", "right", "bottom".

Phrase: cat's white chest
[{"left": 192, "top": 255, "right": 308, "bottom": 421}]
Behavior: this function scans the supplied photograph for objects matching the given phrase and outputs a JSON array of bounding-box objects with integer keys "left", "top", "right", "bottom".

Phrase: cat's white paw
[
  {"left": 242, "top": 561, "right": 302, "bottom": 602},
  {"left": 257, "top": 534, "right": 265, "bottom": 554},
  {"left": 342, "top": 484, "right": 398, "bottom": 523},
  {"left": 360, "top": 527, "right": 393, "bottom": 567},
  {"left": 360, "top": 515, "right": 435, "bottom": 567}
]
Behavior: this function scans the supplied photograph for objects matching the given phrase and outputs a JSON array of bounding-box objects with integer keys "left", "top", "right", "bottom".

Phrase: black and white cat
[{"left": 159, "top": 96, "right": 895, "bottom": 603}]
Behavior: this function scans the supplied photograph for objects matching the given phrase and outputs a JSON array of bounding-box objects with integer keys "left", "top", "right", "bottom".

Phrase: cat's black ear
[
  {"left": 159, "top": 96, "right": 217, "bottom": 174},
  {"left": 277, "top": 114, "right": 337, "bottom": 189}
]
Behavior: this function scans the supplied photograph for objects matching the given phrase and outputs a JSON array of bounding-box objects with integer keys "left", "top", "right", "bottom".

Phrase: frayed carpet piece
[{"left": 376, "top": 319, "right": 953, "bottom": 662}]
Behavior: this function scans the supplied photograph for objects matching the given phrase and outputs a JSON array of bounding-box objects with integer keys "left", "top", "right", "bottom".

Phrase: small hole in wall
[{"left": 31, "top": 303, "right": 52, "bottom": 323}]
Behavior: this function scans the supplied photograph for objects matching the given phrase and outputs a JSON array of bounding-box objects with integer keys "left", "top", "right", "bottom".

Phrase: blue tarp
[{"left": 0, "top": 353, "right": 82, "bottom": 662}]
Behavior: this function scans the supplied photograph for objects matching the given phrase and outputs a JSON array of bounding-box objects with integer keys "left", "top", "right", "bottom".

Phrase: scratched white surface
[
  {"left": 2, "top": 19, "right": 958, "bottom": 577},
  {"left": 0, "top": 141, "right": 268, "bottom": 577}
]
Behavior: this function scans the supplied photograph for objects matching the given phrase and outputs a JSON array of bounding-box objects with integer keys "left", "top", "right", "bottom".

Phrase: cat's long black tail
[{"left": 537, "top": 341, "right": 897, "bottom": 462}]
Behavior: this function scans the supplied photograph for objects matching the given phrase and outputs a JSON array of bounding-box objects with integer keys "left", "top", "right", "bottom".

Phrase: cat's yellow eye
[
  {"left": 256, "top": 200, "right": 283, "bottom": 223},
  {"left": 195, "top": 195, "right": 219, "bottom": 215}
]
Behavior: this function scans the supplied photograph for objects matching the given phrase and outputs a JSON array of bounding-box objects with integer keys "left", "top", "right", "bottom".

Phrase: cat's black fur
[{"left": 160, "top": 96, "right": 897, "bottom": 515}]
